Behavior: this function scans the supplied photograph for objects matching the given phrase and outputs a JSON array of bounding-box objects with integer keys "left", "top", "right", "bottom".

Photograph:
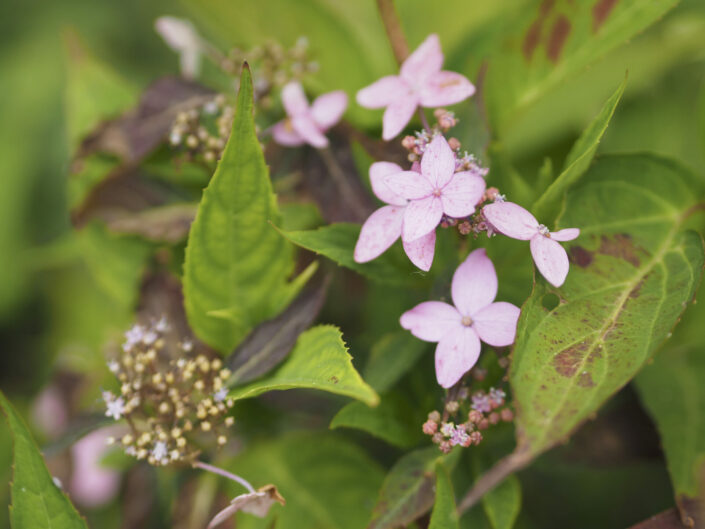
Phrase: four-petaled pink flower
[
  {"left": 400, "top": 249, "right": 520, "bottom": 388},
  {"left": 383, "top": 135, "right": 486, "bottom": 243},
  {"left": 482, "top": 201, "right": 580, "bottom": 288},
  {"left": 357, "top": 34, "right": 475, "bottom": 140},
  {"left": 272, "top": 81, "right": 347, "bottom": 149},
  {"left": 354, "top": 161, "right": 436, "bottom": 271}
]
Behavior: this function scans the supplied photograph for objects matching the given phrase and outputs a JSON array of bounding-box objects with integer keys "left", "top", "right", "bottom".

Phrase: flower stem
[
  {"left": 193, "top": 461, "right": 255, "bottom": 493},
  {"left": 418, "top": 108, "right": 432, "bottom": 134},
  {"left": 375, "top": 0, "right": 409, "bottom": 65},
  {"left": 319, "top": 147, "right": 369, "bottom": 222},
  {"left": 457, "top": 450, "right": 533, "bottom": 514}
]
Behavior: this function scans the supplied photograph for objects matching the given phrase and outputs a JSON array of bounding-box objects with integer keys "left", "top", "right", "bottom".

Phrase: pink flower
[
  {"left": 383, "top": 135, "right": 486, "bottom": 242},
  {"left": 70, "top": 428, "right": 122, "bottom": 508},
  {"left": 400, "top": 249, "right": 520, "bottom": 388},
  {"left": 272, "top": 81, "right": 347, "bottom": 149},
  {"left": 356, "top": 34, "right": 475, "bottom": 140},
  {"left": 354, "top": 161, "right": 436, "bottom": 271},
  {"left": 155, "top": 17, "right": 204, "bottom": 79},
  {"left": 482, "top": 201, "right": 580, "bottom": 287}
]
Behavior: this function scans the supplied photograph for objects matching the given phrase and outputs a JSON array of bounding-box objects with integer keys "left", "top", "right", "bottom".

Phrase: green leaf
[
  {"left": 363, "top": 332, "right": 428, "bottom": 394},
  {"left": 429, "top": 462, "right": 459, "bottom": 529},
  {"left": 278, "top": 223, "right": 424, "bottom": 287},
  {"left": 511, "top": 154, "right": 705, "bottom": 457},
  {"left": 369, "top": 447, "right": 458, "bottom": 529},
  {"left": 183, "top": 65, "right": 303, "bottom": 353},
  {"left": 63, "top": 31, "right": 136, "bottom": 149},
  {"left": 78, "top": 222, "right": 151, "bottom": 310},
  {"left": 481, "top": 475, "right": 521, "bottom": 529},
  {"left": 225, "top": 432, "right": 384, "bottom": 529},
  {"left": 635, "top": 346, "right": 705, "bottom": 500},
  {"left": 0, "top": 392, "right": 88, "bottom": 529},
  {"left": 484, "top": 0, "right": 677, "bottom": 135},
  {"left": 532, "top": 76, "right": 626, "bottom": 222},
  {"left": 330, "top": 393, "right": 421, "bottom": 448},
  {"left": 229, "top": 325, "right": 379, "bottom": 406}
]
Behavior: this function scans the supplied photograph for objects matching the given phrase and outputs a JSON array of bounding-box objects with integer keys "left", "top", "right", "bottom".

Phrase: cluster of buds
[
  {"left": 169, "top": 95, "right": 233, "bottom": 165},
  {"left": 103, "top": 317, "right": 235, "bottom": 466},
  {"left": 221, "top": 38, "right": 318, "bottom": 109},
  {"left": 438, "top": 186, "right": 505, "bottom": 237},
  {"left": 422, "top": 386, "right": 514, "bottom": 453}
]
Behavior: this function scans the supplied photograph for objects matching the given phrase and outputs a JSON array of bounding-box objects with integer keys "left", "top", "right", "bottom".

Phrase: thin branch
[
  {"left": 418, "top": 108, "right": 432, "bottom": 134},
  {"left": 319, "top": 146, "right": 369, "bottom": 222},
  {"left": 457, "top": 450, "right": 533, "bottom": 514},
  {"left": 376, "top": 0, "right": 409, "bottom": 65},
  {"left": 193, "top": 461, "right": 255, "bottom": 493}
]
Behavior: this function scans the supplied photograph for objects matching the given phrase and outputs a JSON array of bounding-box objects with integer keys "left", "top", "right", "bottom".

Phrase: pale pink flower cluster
[{"left": 351, "top": 35, "right": 580, "bottom": 387}]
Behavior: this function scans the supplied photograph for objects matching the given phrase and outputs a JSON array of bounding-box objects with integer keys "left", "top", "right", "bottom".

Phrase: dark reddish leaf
[
  {"left": 79, "top": 76, "right": 214, "bottom": 163},
  {"left": 226, "top": 274, "right": 329, "bottom": 383}
]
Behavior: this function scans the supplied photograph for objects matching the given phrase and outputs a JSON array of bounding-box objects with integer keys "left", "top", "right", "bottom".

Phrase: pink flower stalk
[
  {"left": 482, "top": 201, "right": 580, "bottom": 287},
  {"left": 400, "top": 249, "right": 520, "bottom": 388},
  {"left": 354, "top": 161, "right": 436, "bottom": 271},
  {"left": 357, "top": 34, "right": 475, "bottom": 140},
  {"left": 272, "top": 81, "right": 347, "bottom": 149},
  {"left": 383, "top": 135, "right": 486, "bottom": 242}
]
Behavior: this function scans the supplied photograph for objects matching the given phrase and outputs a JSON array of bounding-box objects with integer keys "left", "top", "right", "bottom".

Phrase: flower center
[
  {"left": 461, "top": 315, "right": 473, "bottom": 327},
  {"left": 538, "top": 224, "right": 550, "bottom": 237},
  {"left": 432, "top": 188, "right": 442, "bottom": 197}
]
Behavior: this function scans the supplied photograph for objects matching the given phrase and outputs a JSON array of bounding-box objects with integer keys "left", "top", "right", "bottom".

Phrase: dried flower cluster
[
  {"left": 169, "top": 96, "right": 233, "bottom": 165},
  {"left": 223, "top": 38, "right": 318, "bottom": 108},
  {"left": 422, "top": 385, "right": 513, "bottom": 453},
  {"left": 104, "top": 318, "right": 235, "bottom": 466}
]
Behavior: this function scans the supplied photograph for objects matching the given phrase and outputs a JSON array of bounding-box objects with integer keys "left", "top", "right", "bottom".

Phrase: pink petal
[
  {"left": 419, "top": 71, "right": 476, "bottom": 107},
  {"left": 281, "top": 81, "right": 309, "bottom": 117},
  {"left": 400, "top": 34, "right": 443, "bottom": 84},
  {"left": 421, "top": 135, "right": 456, "bottom": 189},
  {"left": 530, "top": 235, "right": 570, "bottom": 287},
  {"left": 369, "top": 162, "right": 407, "bottom": 206},
  {"left": 440, "top": 171, "right": 486, "bottom": 218},
  {"left": 400, "top": 301, "right": 460, "bottom": 342},
  {"left": 356, "top": 75, "right": 408, "bottom": 109},
  {"left": 354, "top": 205, "right": 404, "bottom": 263},
  {"left": 403, "top": 229, "right": 436, "bottom": 271},
  {"left": 384, "top": 170, "right": 433, "bottom": 200},
  {"left": 271, "top": 120, "right": 304, "bottom": 147},
  {"left": 70, "top": 429, "right": 121, "bottom": 508},
  {"left": 551, "top": 228, "right": 580, "bottom": 242},
  {"left": 402, "top": 195, "right": 443, "bottom": 242},
  {"left": 291, "top": 115, "right": 328, "bottom": 148},
  {"left": 472, "top": 302, "right": 520, "bottom": 347},
  {"left": 435, "top": 326, "right": 481, "bottom": 388},
  {"left": 311, "top": 91, "right": 348, "bottom": 130},
  {"left": 451, "top": 248, "right": 498, "bottom": 316},
  {"left": 382, "top": 96, "right": 418, "bottom": 140},
  {"left": 482, "top": 202, "right": 539, "bottom": 240}
]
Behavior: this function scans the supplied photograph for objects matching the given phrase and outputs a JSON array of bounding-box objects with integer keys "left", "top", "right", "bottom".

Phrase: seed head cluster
[
  {"left": 104, "top": 317, "right": 235, "bottom": 466},
  {"left": 423, "top": 385, "right": 514, "bottom": 454},
  {"left": 169, "top": 96, "right": 233, "bottom": 165}
]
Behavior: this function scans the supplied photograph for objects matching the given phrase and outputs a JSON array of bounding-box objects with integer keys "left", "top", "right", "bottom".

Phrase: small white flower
[
  {"left": 213, "top": 388, "right": 228, "bottom": 403},
  {"left": 155, "top": 16, "right": 204, "bottom": 79},
  {"left": 155, "top": 316, "right": 170, "bottom": 333},
  {"left": 105, "top": 395, "right": 126, "bottom": 421},
  {"left": 142, "top": 330, "right": 158, "bottom": 345},
  {"left": 107, "top": 361, "right": 120, "bottom": 373},
  {"left": 152, "top": 441, "right": 168, "bottom": 463}
]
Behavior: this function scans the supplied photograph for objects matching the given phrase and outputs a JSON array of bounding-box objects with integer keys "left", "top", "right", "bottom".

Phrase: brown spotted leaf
[
  {"left": 510, "top": 154, "right": 705, "bottom": 458},
  {"left": 484, "top": 0, "right": 678, "bottom": 136}
]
